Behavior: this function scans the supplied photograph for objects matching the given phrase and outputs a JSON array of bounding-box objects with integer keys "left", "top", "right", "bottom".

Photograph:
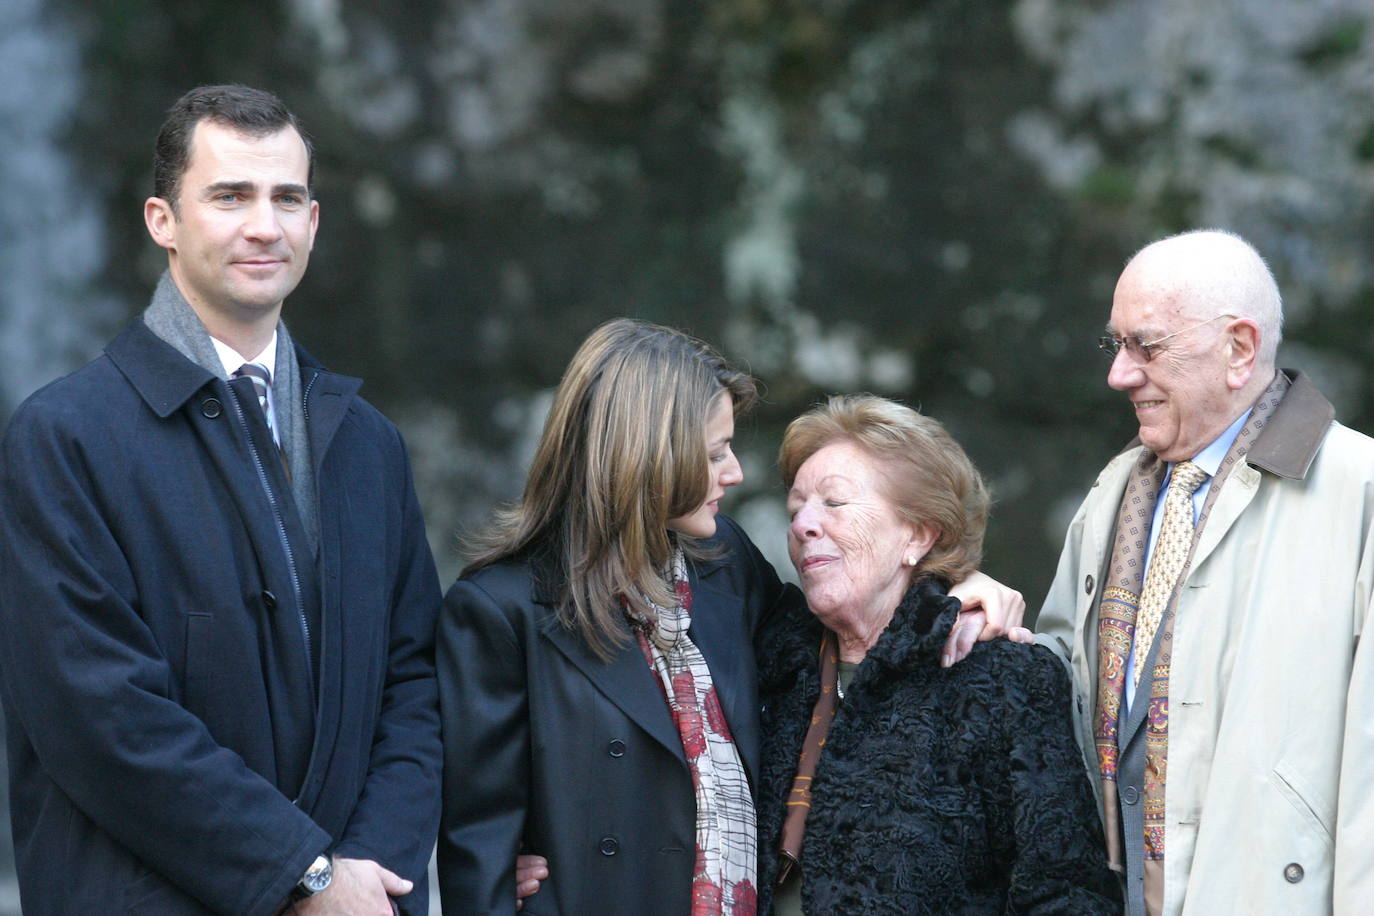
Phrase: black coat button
[
  {"left": 1084, "top": 574, "right": 1095, "bottom": 595},
  {"left": 1284, "top": 863, "right": 1304, "bottom": 883},
  {"left": 608, "top": 739, "right": 626, "bottom": 758},
  {"left": 262, "top": 590, "right": 277, "bottom": 611},
  {"left": 1120, "top": 786, "right": 1139, "bottom": 805},
  {"left": 598, "top": 836, "right": 619, "bottom": 856},
  {"left": 201, "top": 397, "right": 222, "bottom": 419}
]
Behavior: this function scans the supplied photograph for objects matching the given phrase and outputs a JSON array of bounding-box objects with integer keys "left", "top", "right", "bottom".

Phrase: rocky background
[{"left": 4, "top": 0, "right": 1374, "bottom": 910}]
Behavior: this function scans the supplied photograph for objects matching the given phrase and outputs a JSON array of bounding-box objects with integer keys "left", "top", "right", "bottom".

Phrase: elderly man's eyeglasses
[{"left": 1098, "top": 314, "right": 1237, "bottom": 362}]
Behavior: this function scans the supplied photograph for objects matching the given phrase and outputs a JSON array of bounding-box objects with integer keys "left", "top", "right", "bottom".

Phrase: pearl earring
[{"left": 905, "top": 555, "right": 917, "bottom": 567}]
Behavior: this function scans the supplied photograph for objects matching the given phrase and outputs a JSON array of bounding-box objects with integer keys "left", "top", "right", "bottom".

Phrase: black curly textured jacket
[{"left": 755, "top": 577, "right": 1122, "bottom": 915}]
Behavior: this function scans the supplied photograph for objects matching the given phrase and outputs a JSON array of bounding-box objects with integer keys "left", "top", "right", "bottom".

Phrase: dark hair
[{"left": 153, "top": 84, "right": 314, "bottom": 211}]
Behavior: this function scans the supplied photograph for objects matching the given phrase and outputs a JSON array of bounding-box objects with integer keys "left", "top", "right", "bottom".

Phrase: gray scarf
[{"left": 142, "top": 272, "right": 319, "bottom": 553}]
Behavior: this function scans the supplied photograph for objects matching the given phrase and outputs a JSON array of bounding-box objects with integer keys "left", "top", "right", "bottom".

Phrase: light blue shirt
[{"left": 1125, "top": 408, "right": 1251, "bottom": 712}]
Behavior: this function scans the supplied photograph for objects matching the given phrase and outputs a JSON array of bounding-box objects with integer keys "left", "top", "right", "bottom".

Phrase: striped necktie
[
  {"left": 233, "top": 362, "right": 277, "bottom": 446},
  {"left": 233, "top": 363, "right": 291, "bottom": 483}
]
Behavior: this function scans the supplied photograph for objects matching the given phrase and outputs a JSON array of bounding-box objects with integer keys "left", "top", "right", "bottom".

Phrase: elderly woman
[{"left": 755, "top": 395, "right": 1119, "bottom": 914}]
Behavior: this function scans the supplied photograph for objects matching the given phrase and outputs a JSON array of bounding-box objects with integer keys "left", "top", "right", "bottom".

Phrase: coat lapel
[
  {"left": 542, "top": 620, "right": 687, "bottom": 768},
  {"left": 1189, "top": 464, "right": 1260, "bottom": 571},
  {"left": 299, "top": 364, "right": 362, "bottom": 472},
  {"left": 110, "top": 327, "right": 294, "bottom": 605},
  {"left": 533, "top": 539, "right": 759, "bottom": 778},
  {"left": 687, "top": 567, "right": 757, "bottom": 782}
]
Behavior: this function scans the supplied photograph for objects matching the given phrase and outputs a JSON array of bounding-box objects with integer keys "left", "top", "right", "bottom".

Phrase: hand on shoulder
[{"left": 942, "top": 571, "right": 1032, "bottom": 668}]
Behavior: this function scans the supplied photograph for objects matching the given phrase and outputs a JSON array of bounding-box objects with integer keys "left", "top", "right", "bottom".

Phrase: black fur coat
[{"left": 755, "top": 577, "right": 1122, "bottom": 914}]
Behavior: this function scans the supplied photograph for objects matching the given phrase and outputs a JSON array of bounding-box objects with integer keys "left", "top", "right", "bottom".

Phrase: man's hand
[
  {"left": 515, "top": 853, "right": 548, "bottom": 910},
  {"left": 292, "top": 857, "right": 411, "bottom": 916},
  {"left": 943, "top": 570, "right": 1033, "bottom": 668}
]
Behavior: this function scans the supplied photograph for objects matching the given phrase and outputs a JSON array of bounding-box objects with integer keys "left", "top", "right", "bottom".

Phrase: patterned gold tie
[{"left": 1132, "top": 460, "right": 1209, "bottom": 688}]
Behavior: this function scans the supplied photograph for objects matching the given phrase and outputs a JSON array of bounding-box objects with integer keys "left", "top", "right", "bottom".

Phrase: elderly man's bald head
[
  {"left": 1107, "top": 229, "right": 1280, "bottom": 462},
  {"left": 1122, "top": 230, "right": 1283, "bottom": 368}
]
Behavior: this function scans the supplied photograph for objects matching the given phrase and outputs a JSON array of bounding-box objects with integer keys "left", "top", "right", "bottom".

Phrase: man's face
[
  {"left": 1105, "top": 265, "right": 1234, "bottom": 463},
  {"left": 148, "top": 120, "right": 318, "bottom": 324}
]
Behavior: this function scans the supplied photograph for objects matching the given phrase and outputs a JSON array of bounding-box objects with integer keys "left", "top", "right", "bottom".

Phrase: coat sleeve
[
  {"left": 436, "top": 575, "right": 528, "bottom": 915},
  {"left": 1333, "top": 487, "right": 1374, "bottom": 912},
  {"left": 1032, "top": 496, "right": 1093, "bottom": 669},
  {"left": 0, "top": 402, "right": 328, "bottom": 915},
  {"left": 331, "top": 433, "right": 443, "bottom": 908},
  {"left": 993, "top": 647, "right": 1122, "bottom": 914}
]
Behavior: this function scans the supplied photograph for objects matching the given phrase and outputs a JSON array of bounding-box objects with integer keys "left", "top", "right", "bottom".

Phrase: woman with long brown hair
[{"left": 436, "top": 318, "right": 794, "bottom": 915}]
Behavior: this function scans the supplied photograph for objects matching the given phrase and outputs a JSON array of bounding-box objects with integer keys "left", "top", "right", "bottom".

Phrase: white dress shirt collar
[{"left": 210, "top": 331, "right": 278, "bottom": 380}]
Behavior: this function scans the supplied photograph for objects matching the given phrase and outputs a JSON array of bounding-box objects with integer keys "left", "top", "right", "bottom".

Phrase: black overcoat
[
  {"left": 437, "top": 515, "right": 797, "bottom": 915},
  {"left": 0, "top": 320, "right": 443, "bottom": 914},
  {"left": 755, "top": 578, "right": 1123, "bottom": 915}
]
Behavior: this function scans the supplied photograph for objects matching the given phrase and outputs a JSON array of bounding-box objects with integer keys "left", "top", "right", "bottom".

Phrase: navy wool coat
[
  {"left": 0, "top": 320, "right": 442, "bottom": 915},
  {"left": 437, "top": 516, "right": 799, "bottom": 915}
]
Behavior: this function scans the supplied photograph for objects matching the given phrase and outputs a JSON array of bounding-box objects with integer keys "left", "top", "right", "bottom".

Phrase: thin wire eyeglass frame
[{"left": 1097, "top": 313, "right": 1238, "bottom": 362}]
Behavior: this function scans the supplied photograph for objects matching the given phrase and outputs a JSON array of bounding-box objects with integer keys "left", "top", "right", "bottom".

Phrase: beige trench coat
[{"left": 1036, "top": 372, "right": 1374, "bottom": 916}]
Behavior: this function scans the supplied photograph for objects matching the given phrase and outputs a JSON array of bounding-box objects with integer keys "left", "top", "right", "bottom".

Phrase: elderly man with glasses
[{"left": 1027, "top": 229, "right": 1374, "bottom": 916}]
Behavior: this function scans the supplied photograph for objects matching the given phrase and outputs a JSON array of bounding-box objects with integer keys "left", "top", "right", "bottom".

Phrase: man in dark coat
[{"left": 0, "top": 85, "right": 442, "bottom": 915}]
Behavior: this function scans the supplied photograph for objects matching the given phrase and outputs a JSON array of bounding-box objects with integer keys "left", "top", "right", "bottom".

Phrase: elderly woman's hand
[{"left": 942, "top": 571, "right": 1033, "bottom": 667}]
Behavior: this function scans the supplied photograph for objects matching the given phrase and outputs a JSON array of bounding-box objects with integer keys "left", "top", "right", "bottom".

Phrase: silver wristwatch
[{"left": 292, "top": 854, "right": 333, "bottom": 900}]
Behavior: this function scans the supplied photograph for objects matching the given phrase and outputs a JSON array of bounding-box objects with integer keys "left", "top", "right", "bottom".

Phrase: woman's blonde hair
[
  {"left": 778, "top": 394, "right": 988, "bottom": 584},
  {"left": 467, "top": 318, "right": 756, "bottom": 658}
]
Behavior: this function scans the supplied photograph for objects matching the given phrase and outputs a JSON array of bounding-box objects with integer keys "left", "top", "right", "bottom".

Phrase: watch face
[{"left": 302, "top": 856, "right": 333, "bottom": 894}]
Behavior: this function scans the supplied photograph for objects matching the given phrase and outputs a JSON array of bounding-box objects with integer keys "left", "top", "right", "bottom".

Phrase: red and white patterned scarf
[{"left": 634, "top": 548, "right": 758, "bottom": 915}]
